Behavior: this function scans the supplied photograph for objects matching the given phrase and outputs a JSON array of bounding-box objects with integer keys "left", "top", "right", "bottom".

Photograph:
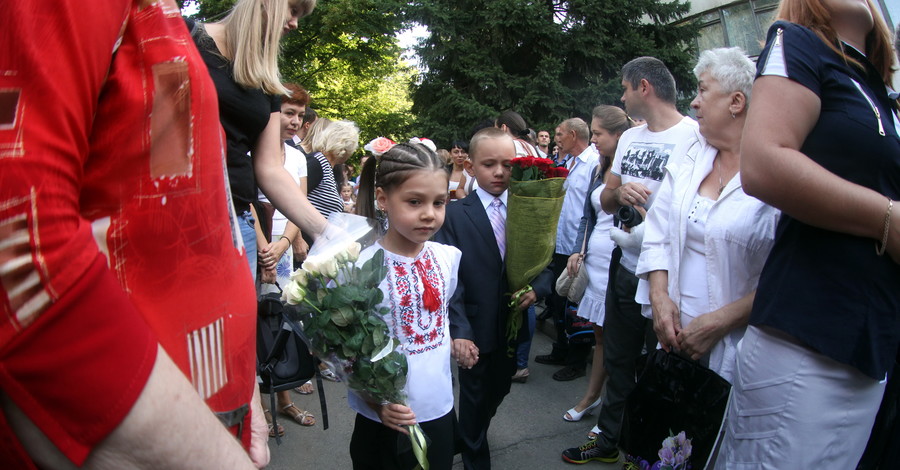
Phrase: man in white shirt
[
  {"left": 536, "top": 130, "right": 551, "bottom": 158},
  {"left": 562, "top": 56, "right": 701, "bottom": 464},
  {"left": 534, "top": 118, "right": 599, "bottom": 382}
]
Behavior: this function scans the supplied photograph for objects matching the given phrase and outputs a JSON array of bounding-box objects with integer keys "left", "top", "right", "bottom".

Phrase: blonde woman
[
  {"left": 188, "top": 0, "right": 328, "bottom": 451},
  {"left": 304, "top": 120, "right": 361, "bottom": 228},
  {"left": 188, "top": 0, "right": 327, "bottom": 281}
]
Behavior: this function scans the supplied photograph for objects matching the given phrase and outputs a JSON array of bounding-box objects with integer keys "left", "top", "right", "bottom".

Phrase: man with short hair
[
  {"left": 536, "top": 130, "right": 551, "bottom": 158},
  {"left": 535, "top": 118, "right": 598, "bottom": 382},
  {"left": 561, "top": 56, "right": 701, "bottom": 464}
]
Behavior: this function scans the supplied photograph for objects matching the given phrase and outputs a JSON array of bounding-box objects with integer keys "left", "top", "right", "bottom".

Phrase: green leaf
[{"left": 330, "top": 307, "right": 353, "bottom": 327}]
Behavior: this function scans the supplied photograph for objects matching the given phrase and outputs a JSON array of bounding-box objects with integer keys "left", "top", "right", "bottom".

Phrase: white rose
[
  {"left": 282, "top": 281, "right": 307, "bottom": 305},
  {"left": 302, "top": 255, "right": 323, "bottom": 275},
  {"left": 289, "top": 268, "right": 308, "bottom": 287},
  {"left": 321, "top": 257, "right": 339, "bottom": 278},
  {"left": 346, "top": 242, "right": 361, "bottom": 263}
]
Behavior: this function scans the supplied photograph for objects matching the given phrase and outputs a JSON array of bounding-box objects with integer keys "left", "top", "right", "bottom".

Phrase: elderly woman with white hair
[
  {"left": 303, "top": 119, "right": 361, "bottom": 231},
  {"left": 635, "top": 47, "right": 780, "bottom": 383}
]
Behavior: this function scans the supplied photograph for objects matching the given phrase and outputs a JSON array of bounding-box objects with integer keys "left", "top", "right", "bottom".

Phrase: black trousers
[
  {"left": 593, "top": 262, "right": 657, "bottom": 451},
  {"left": 350, "top": 410, "right": 457, "bottom": 470},
  {"left": 547, "top": 252, "right": 592, "bottom": 369},
  {"left": 458, "top": 349, "right": 516, "bottom": 470}
]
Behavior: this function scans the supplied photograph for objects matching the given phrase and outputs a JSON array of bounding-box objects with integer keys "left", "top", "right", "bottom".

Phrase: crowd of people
[{"left": 1, "top": 0, "right": 898, "bottom": 469}]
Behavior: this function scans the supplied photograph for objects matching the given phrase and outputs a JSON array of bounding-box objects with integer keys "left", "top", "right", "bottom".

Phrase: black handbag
[
  {"left": 256, "top": 291, "right": 316, "bottom": 394},
  {"left": 620, "top": 349, "right": 731, "bottom": 469}
]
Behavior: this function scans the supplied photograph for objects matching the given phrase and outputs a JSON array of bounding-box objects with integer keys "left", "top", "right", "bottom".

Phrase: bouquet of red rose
[{"left": 504, "top": 157, "right": 568, "bottom": 350}]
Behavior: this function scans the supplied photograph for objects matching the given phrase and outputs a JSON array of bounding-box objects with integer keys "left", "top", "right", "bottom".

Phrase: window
[{"left": 691, "top": 0, "right": 779, "bottom": 58}]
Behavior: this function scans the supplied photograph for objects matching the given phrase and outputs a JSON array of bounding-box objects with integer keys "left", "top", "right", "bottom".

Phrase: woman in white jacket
[{"left": 635, "top": 47, "right": 780, "bottom": 383}]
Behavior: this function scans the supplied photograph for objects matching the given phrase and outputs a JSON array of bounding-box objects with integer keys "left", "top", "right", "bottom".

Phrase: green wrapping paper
[{"left": 504, "top": 177, "right": 566, "bottom": 346}]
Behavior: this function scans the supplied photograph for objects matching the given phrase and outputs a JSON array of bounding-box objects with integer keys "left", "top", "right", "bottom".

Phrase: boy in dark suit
[{"left": 435, "top": 127, "right": 553, "bottom": 469}]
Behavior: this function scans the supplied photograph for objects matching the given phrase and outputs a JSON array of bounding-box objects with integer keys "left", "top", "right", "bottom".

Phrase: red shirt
[{"left": 0, "top": 0, "right": 256, "bottom": 465}]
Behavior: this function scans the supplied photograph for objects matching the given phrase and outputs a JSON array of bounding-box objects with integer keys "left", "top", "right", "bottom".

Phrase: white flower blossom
[
  {"left": 289, "top": 268, "right": 308, "bottom": 286},
  {"left": 283, "top": 281, "right": 307, "bottom": 305}
]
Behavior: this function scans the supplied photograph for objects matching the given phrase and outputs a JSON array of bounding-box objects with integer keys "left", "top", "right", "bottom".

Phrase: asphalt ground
[{"left": 264, "top": 319, "right": 624, "bottom": 469}]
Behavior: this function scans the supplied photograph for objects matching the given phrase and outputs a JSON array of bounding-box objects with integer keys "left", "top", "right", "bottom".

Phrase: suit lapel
[{"left": 461, "top": 192, "right": 503, "bottom": 263}]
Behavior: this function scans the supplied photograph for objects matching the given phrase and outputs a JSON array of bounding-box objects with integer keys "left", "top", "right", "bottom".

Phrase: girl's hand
[
  {"left": 376, "top": 403, "right": 417, "bottom": 434},
  {"left": 566, "top": 253, "right": 582, "bottom": 277},
  {"left": 452, "top": 339, "right": 479, "bottom": 369}
]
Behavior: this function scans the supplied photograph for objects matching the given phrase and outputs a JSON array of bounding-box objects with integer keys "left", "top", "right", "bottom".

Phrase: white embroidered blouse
[{"left": 348, "top": 241, "right": 461, "bottom": 423}]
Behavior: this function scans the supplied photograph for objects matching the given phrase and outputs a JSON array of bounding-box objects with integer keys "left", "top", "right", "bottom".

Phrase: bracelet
[
  {"left": 280, "top": 235, "right": 292, "bottom": 244},
  {"left": 875, "top": 199, "right": 893, "bottom": 256}
]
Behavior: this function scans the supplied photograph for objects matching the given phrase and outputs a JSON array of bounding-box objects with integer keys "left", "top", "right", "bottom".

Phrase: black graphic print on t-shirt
[{"left": 619, "top": 142, "right": 673, "bottom": 181}]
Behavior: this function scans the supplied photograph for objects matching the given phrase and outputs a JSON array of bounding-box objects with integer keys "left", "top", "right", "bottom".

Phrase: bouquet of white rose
[{"left": 282, "top": 213, "right": 429, "bottom": 469}]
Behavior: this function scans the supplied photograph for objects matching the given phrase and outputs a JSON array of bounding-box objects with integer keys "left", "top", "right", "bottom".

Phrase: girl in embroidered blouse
[{"left": 351, "top": 143, "right": 468, "bottom": 470}]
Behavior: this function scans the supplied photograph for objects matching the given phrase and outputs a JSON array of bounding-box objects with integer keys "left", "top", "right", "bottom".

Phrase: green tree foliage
[
  {"left": 179, "top": 0, "right": 416, "bottom": 145},
  {"left": 408, "top": 0, "right": 699, "bottom": 145}
]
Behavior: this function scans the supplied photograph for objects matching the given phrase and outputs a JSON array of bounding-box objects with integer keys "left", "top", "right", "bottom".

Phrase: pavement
[{"left": 264, "top": 319, "right": 624, "bottom": 469}]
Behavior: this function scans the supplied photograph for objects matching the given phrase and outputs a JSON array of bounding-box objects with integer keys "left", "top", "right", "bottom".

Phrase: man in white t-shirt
[{"left": 561, "top": 56, "right": 701, "bottom": 464}]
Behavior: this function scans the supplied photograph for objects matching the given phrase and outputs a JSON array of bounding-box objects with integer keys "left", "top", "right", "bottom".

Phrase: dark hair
[
  {"left": 450, "top": 140, "right": 469, "bottom": 152},
  {"left": 356, "top": 143, "right": 450, "bottom": 219},
  {"left": 302, "top": 107, "right": 318, "bottom": 126},
  {"left": 495, "top": 110, "right": 531, "bottom": 139},
  {"left": 468, "top": 119, "right": 495, "bottom": 140},
  {"left": 282, "top": 83, "right": 310, "bottom": 107},
  {"left": 621, "top": 56, "right": 677, "bottom": 105}
]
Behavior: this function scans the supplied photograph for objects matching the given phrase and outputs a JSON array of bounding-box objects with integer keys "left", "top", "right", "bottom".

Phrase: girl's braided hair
[{"left": 356, "top": 143, "right": 449, "bottom": 219}]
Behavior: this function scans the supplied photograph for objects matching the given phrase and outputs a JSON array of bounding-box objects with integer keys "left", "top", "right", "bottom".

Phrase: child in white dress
[{"left": 350, "top": 143, "right": 464, "bottom": 470}]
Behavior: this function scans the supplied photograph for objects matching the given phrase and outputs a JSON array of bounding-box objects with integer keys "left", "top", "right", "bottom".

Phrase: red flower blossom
[
  {"left": 414, "top": 334, "right": 426, "bottom": 345},
  {"left": 400, "top": 294, "right": 412, "bottom": 307},
  {"left": 551, "top": 166, "right": 570, "bottom": 178},
  {"left": 403, "top": 324, "right": 415, "bottom": 336},
  {"left": 428, "top": 330, "right": 439, "bottom": 341},
  {"left": 394, "top": 266, "right": 407, "bottom": 276}
]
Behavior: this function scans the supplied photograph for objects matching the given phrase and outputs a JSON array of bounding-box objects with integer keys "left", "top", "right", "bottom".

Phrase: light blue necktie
[{"left": 489, "top": 197, "right": 505, "bottom": 259}]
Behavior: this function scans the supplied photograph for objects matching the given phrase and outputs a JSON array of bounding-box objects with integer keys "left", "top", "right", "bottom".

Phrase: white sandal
[
  {"left": 587, "top": 425, "right": 601, "bottom": 440},
  {"left": 563, "top": 396, "right": 602, "bottom": 422}
]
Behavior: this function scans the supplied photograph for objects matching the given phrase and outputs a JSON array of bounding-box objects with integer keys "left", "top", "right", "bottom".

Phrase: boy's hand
[{"left": 517, "top": 290, "right": 537, "bottom": 311}]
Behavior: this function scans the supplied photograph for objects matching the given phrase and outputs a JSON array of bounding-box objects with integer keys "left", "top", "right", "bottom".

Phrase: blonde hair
[
  {"left": 300, "top": 117, "right": 332, "bottom": 153},
  {"left": 220, "top": 0, "right": 316, "bottom": 96},
  {"left": 311, "top": 120, "right": 360, "bottom": 162}
]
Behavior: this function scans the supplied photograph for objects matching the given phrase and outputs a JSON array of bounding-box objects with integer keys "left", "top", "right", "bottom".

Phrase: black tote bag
[{"left": 620, "top": 349, "right": 731, "bottom": 469}]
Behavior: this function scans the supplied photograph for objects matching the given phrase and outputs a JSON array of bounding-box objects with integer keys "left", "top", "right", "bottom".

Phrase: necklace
[{"left": 715, "top": 158, "right": 726, "bottom": 195}]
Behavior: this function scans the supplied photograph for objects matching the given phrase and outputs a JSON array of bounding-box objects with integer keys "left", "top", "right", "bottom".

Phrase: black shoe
[
  {"left": 561, "top": 440, "right": 620, "bottom": 464},
  {"left": 535, "top": 354, "right": 566, "bottom": 365},
  {"left": 553, "top": 366, "right": 585, "bottom": 381}
]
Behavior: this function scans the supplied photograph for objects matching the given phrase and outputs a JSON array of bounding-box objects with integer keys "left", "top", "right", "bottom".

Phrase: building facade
[{"left": 685, "top": 0, "right": 898, "bottom": 59}]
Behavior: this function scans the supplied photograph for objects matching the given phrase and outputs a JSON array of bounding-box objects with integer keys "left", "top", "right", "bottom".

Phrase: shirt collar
[{"left": 475, "top": 187, "right": 508, "bottom": 210}]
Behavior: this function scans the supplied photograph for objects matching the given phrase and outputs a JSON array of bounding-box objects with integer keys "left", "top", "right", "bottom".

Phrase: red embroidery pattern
[{"left": 384, "top": 246, "right": 448, "bottom": 355}]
